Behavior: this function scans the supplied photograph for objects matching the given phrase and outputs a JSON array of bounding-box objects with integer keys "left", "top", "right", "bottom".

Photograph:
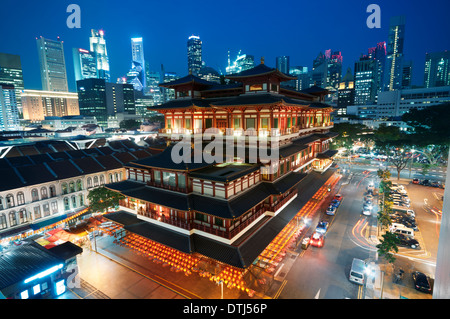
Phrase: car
[
  {"left": 310, "top": 232, "right": 325, "bottom": 247},
  {"left": 412, "top": 271, "right": 432, "bottom": 293},
  {"left": 391, "top": 217, "right": 418, "bottom": 231},
  {"left": 393, "top": 201, "right": 410, "bottom": 208},
  {"left": 362, "top": 209, "right": 371, "bottom": 216},
  {"left": 430, "top": 181, "right": 441, "bottom": 188},
  {"left": 333, "top": 194, "right": 343, "bottom": 201},
  {"left": 420, "top": 179, "right": 430, "bottom": 186},
  {"left": 367, "top": 184, "right": 375, "bottom": 191},
  {"left": 326, "top": 205, "right": 336, "bottom": 215},
  {"left": 396, "top": 234, "right": 420, "bottom": 249},
  {"left": 412, "top": 178, "right": 420, "bottom": 184},
  {"left": 364, "top": 194, "right": 374, "bottom": 201},
  {"left": 316, "top": 221, "right": 329, "bottom": 234},
  {"left": 330, "top": 199, "right": 340, "bottom": 208},
  {"left": 301, "top": 237, "right": 310, "bottom": 250},
  {"left": 363, "top": 202, "right": 373, "bottom": 211}
]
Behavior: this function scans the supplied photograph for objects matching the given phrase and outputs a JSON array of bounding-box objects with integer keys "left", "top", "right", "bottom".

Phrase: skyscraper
[
  {"left": 36, "top": 36, "right": 69, "bottom": 92},
  {"left": 368, "top": 42, "right": 387, "bottom": 93},
  {"left": 276, "top": 56, "right": 290, "bottom": 74},
  {"left": 90, "top": 29, "right": 110, "bottom": 82},
  {"left": 354, "top": 55, "right": 378, "bottom": 105},
  {"left": 187, "top": 35, "right": 202, "bottom": 75},
  {"left": 384, "top": 16, "right": 406, "bottom": 91},
  {"left": 424, "top": 50, "right": 450, "bottom": 88},
  {"left": 73, "top": 48, "right": 97, "bottom": 82},
  {"left": 311, "top": 50, "right": 343, "bottom": 90},
  {"left": 0, "top": 83, "right": 20, "bottom": 131},
  {"left": 226, "top": 50, "right": 255, "bottom": 75},
  {"left": 401, "top": 60, "right": 413, "bottom": 89},
  {"left": 129, "top": 37, "right": 146, "bottom": 90},
  {"left": 0, "top": 53, "right": 24, "bottom": 114},
  {"left": 76, "top": 78, "right": 108, "bottom": 127},
  {"left": 337, "top": 67, "right": 355, "bottom": 112},
  {"left": 21, "top": 90, "right": 79, "bottom": 122}
]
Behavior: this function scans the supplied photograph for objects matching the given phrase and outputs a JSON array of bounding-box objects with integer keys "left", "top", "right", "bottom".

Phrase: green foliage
[
  {"left": 119, "top": 119, "right": 141, "bottom": 130},
  {"left": 376, "top": 231, "right": 400, "bottom": 264},
  {"left": 87, "top": 186, "right": 125, "bottom": 214}
]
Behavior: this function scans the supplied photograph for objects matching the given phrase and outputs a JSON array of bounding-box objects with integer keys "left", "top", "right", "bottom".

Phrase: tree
[
  {"left": 376, "top": 231, "right": 400, "bottom": 264},
  {"left": 87, "top": 186, "right": 125, "bottom": 214}
]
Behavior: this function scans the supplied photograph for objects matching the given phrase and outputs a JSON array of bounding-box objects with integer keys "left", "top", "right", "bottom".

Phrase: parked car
[
  {"left": 412, "top": 271, "right": 432, "bottom": 293},
  {"left": 430, "top": 181, "right": 441, "bottom": 188},
  {"left": 333, "top": 194, "right": 343, "bottom": 201},
  {"left": 330, "top": 199, "right": 340, "bottom": 208},
  {"left": 391, "top": 216, "right": 418, "bottom": 231},
  {"left": 362, "top": 209, "right": 371, "bottom": 216},
  {"left": 412, "top": 178, "right": 420, "bottom": 184},
  {"left": 420, "top": 179, "right": 431, "bottom": 186},
  {"left": 396, "top": 234, "right": 420, "bottom": 249}
]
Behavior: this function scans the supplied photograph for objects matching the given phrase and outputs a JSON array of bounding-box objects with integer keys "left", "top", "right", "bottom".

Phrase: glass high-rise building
[
  {"left": 90, "top": 29, "right": 110, "bottom": 82},
  {"left": 276, "top": 56, "right": 290, "bottom": 74},
  {"left": 36, "top": 36, "right": 69, "bottom": 92},
  {"left": 0, "top": 83, "right": 20, "bottom": 131},
  {"left": 187, "top": 35, "right": 202, "bottom": 75},
  {"left": 0, "top": 53, "right": 24, "bottom": 114},
  {"left": 368, "top": 42, "right": 387, "bottom": 94},
  {"left": 424, "top": 50, "right": 450, "bottom": 88},
  {"left": 384, "top": 16, "right": 406, "bottom": 91},
  {"left": 226, "top": 50, "right": 255, "bottom": 75},
  {"left": 73, "top": 48, "right": 97, "bottom": 82},
  {"left": 354, "top": 55, "right": 378, "bottom": 105},
  {"left": 76, "top": 78, "right": 108, "bottom": 127},
  {"left": 128, "top": 37, "right": 146, "bottom": 90}
]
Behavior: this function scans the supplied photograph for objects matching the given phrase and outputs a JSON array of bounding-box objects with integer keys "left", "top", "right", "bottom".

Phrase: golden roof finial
[{"left": 261, "top": 56, "right": 265, "bottom": 65}]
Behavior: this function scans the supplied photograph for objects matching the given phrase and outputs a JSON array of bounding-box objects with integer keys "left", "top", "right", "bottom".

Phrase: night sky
[{"left": 1, "top": 0, "right": 449, "bottom": 92}]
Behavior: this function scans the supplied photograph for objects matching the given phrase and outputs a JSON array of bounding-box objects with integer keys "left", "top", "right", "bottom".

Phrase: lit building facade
[
  {"left": 424, "top": 50, "right": 450, "bottom": 88},
  {"left": 89, "top": 29, "right": 110, "bottom": 82},
  {"left": 72, "top": 48, "right": 97, "bottom": 82},
  {"left": 0, "top": 84, "right": 20, "bottom": 131},
  {"left": 337, "top": 67, "right": 355, "bottom": 114},
  {"left": 21, "top": 90, "right": 79, "bottom": 122},
  {"left": 384, "top": 16, "right": 406, "bottom": 91},
  {"left": 36, "top": 37, "right": 69, "bottom": 92},
  {"left": 0, "top": 53, "right": 24, "bottom": 115},
  {"left": 187, "top": 35, "right": 202, "bottom": 76},
  {"left": 226, "top": 51, "right": 255, "bottom": 75},
  {"left": 276, "top": 56, "right": 290, "bottom": 74},
  {"left": 354, "top": 55, "right": 378, "bottom": 105}
]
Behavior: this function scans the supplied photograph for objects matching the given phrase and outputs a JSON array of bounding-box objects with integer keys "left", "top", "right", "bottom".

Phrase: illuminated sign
[{"left": 24, "top": 264, "right": 63, "bottom": 284}]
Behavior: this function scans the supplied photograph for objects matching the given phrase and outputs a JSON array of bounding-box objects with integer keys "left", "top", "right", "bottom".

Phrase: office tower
[
  {"left": 76, "top": 78, "right": 108, "bottom": 127},
  {"left": 312, "top": 50, "right": 343, "bottom": 90},
  {"left": 0, "top": 53, "right": 24, "bottom": 114},
  {"left": 226, "top": 50, "right": 255, "bottom": 74},
  {"left": 146, "top": 71, "right": 163, "bottom": 105},
  {"left": 0, "top": 83, "right": 20, "bottom": 130},
  {"left": 161, "top": 67, "right": 179, "bottom": 103},
  {"left": 21, "top": 90, "right": 79, "bottom": 122},
  {"left": 90, "top": 29, "right": 110, "bottom": 82},
  {"left": 276, "top": 56, "right": 290, "bottom": 74},
  {"left": 105, "top": 82, "right": 136, "bottom": 116},
  {"left": 337, "top": 67, "right": 355, "bottom": 113},
  {"left": 36, "top": 36, "right": 69, "bottom": 92},
  {"left": 284, "top": 66, "right": 308, "bottom": 90},
  {"left": 73, "top": 48, "right": 97, "bottom": 82},
  {"left": 424, "top": 50, "right": 450, "bottom": 88},
  {"left": 354, "top": 55, "right": 378, "bottom": 105},
  {"left": 187, "top": 35, "right": 202, "bottom": 75},
  {"left": 401, "top": 60, "right": 413, "bottom": 89},
  {"left": 368, "top": 42, "right": 387, "bottom": 93},
  {"left": 129, "top": 37, "right": 146, "bottom": 90},
  {"left": 384, "top": 16, "right": 406, "bottom": 91}
]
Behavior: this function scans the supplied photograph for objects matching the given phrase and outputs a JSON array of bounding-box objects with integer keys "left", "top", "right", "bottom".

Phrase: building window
[
  {"left": 64, "top": 198, "right": 70, "bottom": 211},
  {"left": 154, "top": 171, "right": 161, "bottom": 184},
  {"left": 33, "top": 206, "right": 41, "bottom": 220},
  {"left": 249, "top": 84, "right": 263, "bottom": 91},
  {"left": 17, "top": 192, "right": 25, "bottom": 206},
  {"left": 100, "top": 175, "right": 105, "bottom": 185},
  {"left": 0, "top": 213, "right": 7, "bottom": 229},
  {"left": 31, "top": 189, "right": 39, "bottom": 202},
  {"left": 79, "top": 194, "right": 84, "bottom": 207},
  {"left": 6, "top": 194, "right": 14, "bottom": 208},
  {"left": 115, "top": 173, "right": 119, "bottom": 182},
  {"left": 19, "top": 209, "right": 28, "bottom": 224},
  {"left": 72, "top": 196, "right": 77, "bottom": 209},
  {"left": 69, "top": 181, "right": 75, "bottom": 193},
  {"left": 43, "top": 203, "right": 50, "bottom": 217},
  {"left": 195, "top": 212, "right": 207, "bottom": 222},
  {"left": 93, "top": 176, "right": 99, "bottom": 187},
  {"left": 163, "top": 172, "right": 176, "bottom": 187},
  {"left": 62, "top": 183, "right": 68, "bottom": 195},
  {"left": 76, "top": 180, "right": 83, "bottom": 191},
  {"left": 177, "top": 174, "right": 186, "bottom": 189},
  {"left": 109, "top": 173, "right": 114, "bottom": 183},
  {"left": 0, "top": 197, "right": 3, "bottom": 210},
  {"left": 49, "top": 185, "right": 57, "bottom": 197},
  {"left": 41, "top": 187, "right": 48, "bottom": 199},
  {"left": 87, "top": 177, "right": 92, "bottom": 189},
  {"left": 9, "top": 211, "right": 17, "bottom": 227},
  {"left": 51, "top": 201, "right": 58, "bottom": 214},
  {"left": 214, "top": 218, "right": 224, "bottom": 227}
]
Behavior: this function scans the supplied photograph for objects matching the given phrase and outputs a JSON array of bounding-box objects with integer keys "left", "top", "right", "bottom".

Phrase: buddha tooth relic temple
[{"left": 103, "top": 60, "right": 339, "bottom": 272}]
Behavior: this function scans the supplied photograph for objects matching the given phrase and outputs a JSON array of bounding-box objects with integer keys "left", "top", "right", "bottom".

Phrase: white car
[
  {"left": 362, "top": 209, "right": 371, "bottom": 216},
  {"left": 326, "top": 205, "right": 337, "bottom": 215}
]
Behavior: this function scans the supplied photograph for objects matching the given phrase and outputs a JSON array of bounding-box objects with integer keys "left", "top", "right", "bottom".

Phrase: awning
[{"left": 30, "top": 214, "right": 68, "bottom": 231}]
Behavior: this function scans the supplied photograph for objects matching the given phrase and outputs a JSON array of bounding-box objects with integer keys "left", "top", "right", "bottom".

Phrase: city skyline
[{"left": 1, "top": 0, "right": 449, "bottom": 92}]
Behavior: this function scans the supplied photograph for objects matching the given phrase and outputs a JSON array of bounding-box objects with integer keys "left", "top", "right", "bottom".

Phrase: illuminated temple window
[{"left": 249, "top": 84, "right": 263, "bottom": 91}]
